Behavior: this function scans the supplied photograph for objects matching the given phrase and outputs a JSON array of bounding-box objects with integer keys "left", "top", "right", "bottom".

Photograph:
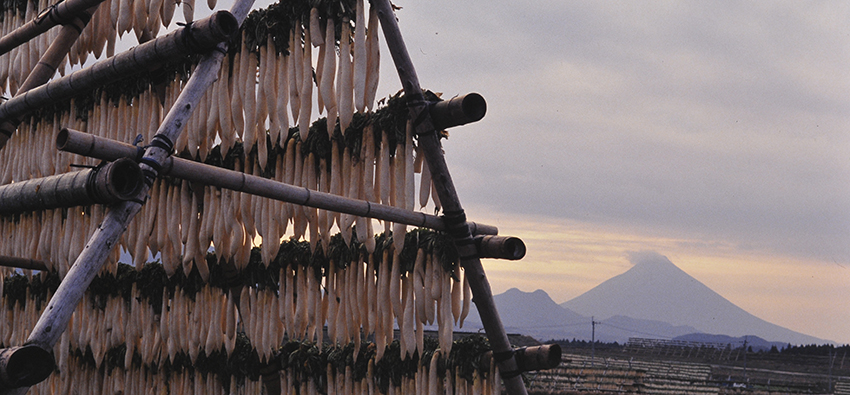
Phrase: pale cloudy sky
[{"left": 365, "top": 1, "right": 850, "bottom": 344}]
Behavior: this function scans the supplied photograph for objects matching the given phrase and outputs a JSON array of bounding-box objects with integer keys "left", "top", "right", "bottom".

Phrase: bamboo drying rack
[{"left": 0, "top": 0, "right": 556, "bottom": 393}]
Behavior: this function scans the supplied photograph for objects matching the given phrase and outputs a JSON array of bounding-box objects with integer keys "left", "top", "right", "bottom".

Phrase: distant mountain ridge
[
  {"left": 464, "top": 251, "right": 828, "bottom": 345},
  {"left": 560, "top": 251, "right": 826, "bottom": 345},
  {"left": 464, "top": 289, "right": 704, "bottom": 343},
  {"left": 673, "top": 333, "right": 787, "bottom": 352}
]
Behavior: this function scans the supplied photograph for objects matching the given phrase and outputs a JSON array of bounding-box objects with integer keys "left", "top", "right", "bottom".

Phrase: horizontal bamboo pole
[
  {"left": 474, "top": 235, "right": 526, "bottom": 260},
  {"left": 0, "top": 10, "right": 239, "bottom": 150},
  {"left": 0, "top": 256, "right": 48, "bottom": 271},
  {"left": 480, "top": 344, "right": 563, "bottom": 373},
  {"left": 57, "top": 128, "right": 500, "bottom": 236},
  {"left": 0, "top": 0, "right": 106, "bottom": 57},
  {"left": 0, "top": 158, "right": 143, "bottom": 215},
  {"left": 429, "top": 93, "right": 487, "bottom": 131}
]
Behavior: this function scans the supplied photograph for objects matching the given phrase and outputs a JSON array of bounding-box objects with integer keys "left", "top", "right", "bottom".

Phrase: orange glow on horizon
[{"left": 465, "top": 209, "right": 850, "bottom": 344}]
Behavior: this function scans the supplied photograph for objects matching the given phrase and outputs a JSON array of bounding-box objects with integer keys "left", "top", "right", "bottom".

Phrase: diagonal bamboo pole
[
  {"left": 57, "top": 128, "right": 499, "bottom": 236},
  {"left": 371, "top": 1, "right": 528, "bottom": 394},
  {"left": 0, "top": 4, "right": 248, "bottom": 393},
  {"left": 0, "top": 4, "right": 97, "bottom": 156},
  {"left": 17, "top": 7, "right": 96, "bottom": 94},
  {"left": 0, "top": 0, "right": 106, "bottom": 57},
  {"left": 16, "top": 7, "right": 97, "bottom": 95},
  {"left": 0, "top": 11, "right": 238, "bottom": 150}
]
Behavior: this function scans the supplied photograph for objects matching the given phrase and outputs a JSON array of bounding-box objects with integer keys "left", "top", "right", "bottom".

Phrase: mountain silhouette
[
  {"left": 560, "top": 251, "right": 827, "bottom": 345},
  {"left": 463, "top": 288, "right": 588, "bottom": 341},
  {"left": 463, "top": 288, "right": 701, "bottom": 343}
]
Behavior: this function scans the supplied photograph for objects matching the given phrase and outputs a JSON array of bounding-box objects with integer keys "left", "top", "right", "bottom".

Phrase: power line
[{"left": 595, "top": 321, "right": 677, "bottom": 340}]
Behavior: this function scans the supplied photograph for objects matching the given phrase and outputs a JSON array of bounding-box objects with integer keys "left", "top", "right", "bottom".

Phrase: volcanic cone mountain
[{"left": 560, "top": 251, "right": 825, "bottom": 345}]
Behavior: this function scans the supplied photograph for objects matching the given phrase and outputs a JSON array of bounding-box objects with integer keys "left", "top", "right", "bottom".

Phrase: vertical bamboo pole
[
  {"left": 0, "top": 3, "right": 248, "bottom": 394},
  {"left": 371, "top": 1, "right": 528, "bottom": 394}
]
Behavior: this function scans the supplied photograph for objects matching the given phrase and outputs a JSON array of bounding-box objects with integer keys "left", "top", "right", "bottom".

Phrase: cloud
[
  {"left": 626, "top": 250, "right": 672, "bottom": 267},
  {"left": 388, "top": 1, "right": 850, "bottom": 264}
]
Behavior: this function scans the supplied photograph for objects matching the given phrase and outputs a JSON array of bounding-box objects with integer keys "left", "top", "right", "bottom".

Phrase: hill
[
  {"left": 464, "top": 288, "right": 704, "bottom": 343},
  {"left": 560, "top": 251, "right": 827, "bottom": 345},
  {"left": 673, "top": 333, "right": 787, "bottom": 352},
  {"left": 462, "top": 288, "right": 588, "bottom": 341}
]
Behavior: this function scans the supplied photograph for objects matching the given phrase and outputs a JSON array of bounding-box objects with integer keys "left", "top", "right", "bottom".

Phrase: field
[{"left": 523, "top": 340, "right": 850, "bottom": 395}]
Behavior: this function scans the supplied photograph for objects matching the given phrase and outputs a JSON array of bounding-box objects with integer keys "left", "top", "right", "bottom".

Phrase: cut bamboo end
[
  {"left": 191, "top": 11, "right": 240, "bottom": 49},
  {"left": 91, "top": 158, "right": 146, "bottom": 202},
  {"left": 474, "top": 235, "right": 526, "bottom": 260},
  {"left": 0, "top": 157, "right": 143, "bottom": 215},
  {"left": 429, "top": 92, "right": 486, "bottom": 130},
  {"left": 0, "top": 345, "right": 55, "bottom": 389},
  {"left": 480, "top": 344, "right": 562, "bottom": 373}
]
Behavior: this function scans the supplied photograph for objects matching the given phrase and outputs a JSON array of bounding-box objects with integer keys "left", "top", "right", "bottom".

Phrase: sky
[
  {"left": 361, "top": 1, "right": 850, "bottom": 344},
  {"left": 124, "top": 0, "right": 849, "bottom": 344}
]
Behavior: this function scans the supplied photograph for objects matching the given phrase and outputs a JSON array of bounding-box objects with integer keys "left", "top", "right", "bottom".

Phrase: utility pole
[
  {"left": 742, "top": 336, "right": 748, "bottom": 385},
  {"left": 828, "top": 349, "right": 836, "bottom": 392},
  {"left": 591, "top": 317, "right": 596, "bottom": 367}
]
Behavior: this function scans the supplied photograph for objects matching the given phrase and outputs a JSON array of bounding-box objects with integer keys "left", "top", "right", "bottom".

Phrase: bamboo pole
[
  {"left": 474, "top": 235, "right": 526, "bottom": 260},
  {"left": 0, "top": 5, "right": 247, "bottom": 393},
  {"left": 57, "top": 128, "right": 500, "bottom": 236},
  {"left": 0, "top": 4, "right": 98, "bottom": 150},
  {"left": 18, "top": 8, "right": 96, "bottom": 94},
  {"left": 480, "top": 344, "right": 563, "bottom": 373},
  {"left": 0, "top": 256, "right": 48, "bottom": 271},
  {"left": 371, "top": 1, "right": 528, "bottom": 394},
  {"left": 429, "top": 92, "right": 487, "bottom": 131},
  {"left": 0, "top": 346, "right": 53, "bottom": 390},
  {"left": 0, "top": 0, "right": 106, "bottom": 57},
  {"left": 0, "top": 10, "right": 239, "bottom": 150},
  {"left": 0, "top": 158, "right": 143, "bottom": 215}
]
